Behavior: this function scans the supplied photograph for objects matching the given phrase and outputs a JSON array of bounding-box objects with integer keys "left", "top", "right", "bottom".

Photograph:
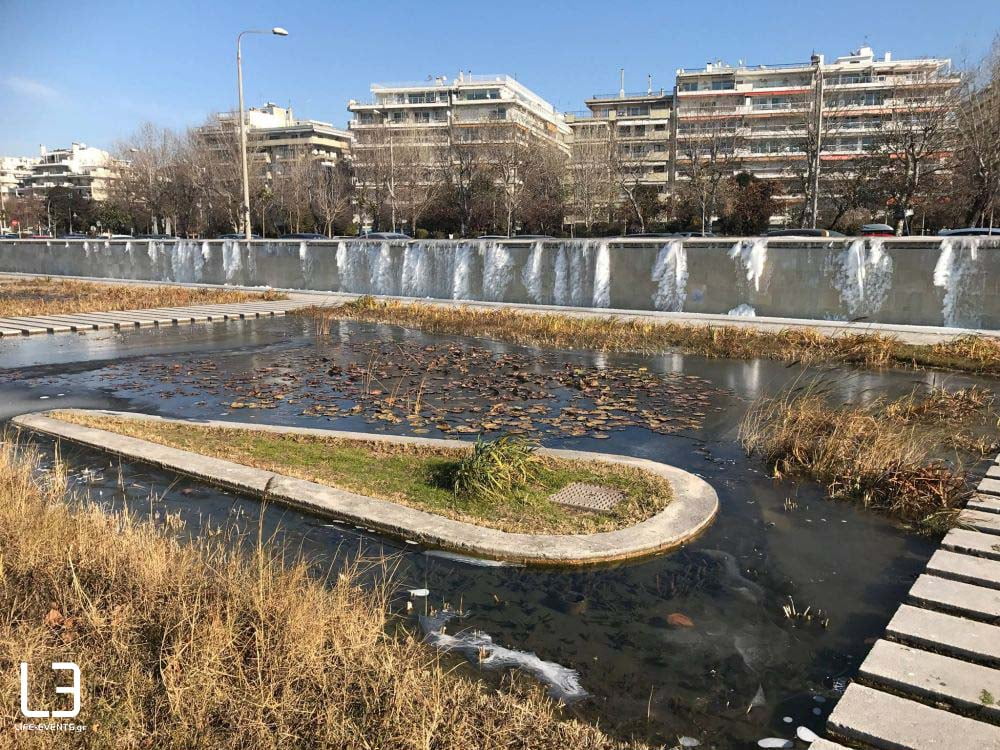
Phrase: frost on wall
[
  {"left": 591, "top": 240, "right": 611, "bottom": 308},
  {"left": 728, "top": 238, "right": 768, "bottom": 293},
  {"left": 933, "top": 237, "right": 982, "bottom": 328},
  {"left": 651, "top": 240, "right": 688, "bottom": 312},
  {"left": 833, "top": 239, "right": 893, "bottom": 318}
]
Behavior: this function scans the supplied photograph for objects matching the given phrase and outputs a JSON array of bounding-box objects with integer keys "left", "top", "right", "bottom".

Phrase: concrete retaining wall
[{"left": 2, "top": 236, "right": 998, "bottom": 328}]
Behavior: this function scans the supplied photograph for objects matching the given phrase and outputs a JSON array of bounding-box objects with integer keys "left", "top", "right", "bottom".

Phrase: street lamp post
[{"left": 236, "top": 26, "right": 288, "bottom": 241}]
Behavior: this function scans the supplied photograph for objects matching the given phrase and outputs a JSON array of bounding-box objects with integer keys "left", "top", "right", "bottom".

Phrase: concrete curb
[{"left": 11, "top": 409, "right": 719, "bottom": 567}]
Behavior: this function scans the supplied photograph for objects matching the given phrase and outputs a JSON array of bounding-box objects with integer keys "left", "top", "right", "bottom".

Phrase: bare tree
[
  {"left": 567, "top": 123, "right": 613, "bottom": 233},
  {"left": 311, "top": 159, "right": 353, "bottom": 237},
  {"left": 869, "top": 75, "right": 958, "bottom": 233},
  {"left": 483, "top": 122, "right": 533, "bottom": 236},
  {"left": 442, "top": 121, "right": 492, "bottom": 236},
  {"left": 952, "top": 37, "right": 1000, "bottom": 227},
  {"left": 676, "top": 115, "right": 743, "bottom": 232}
]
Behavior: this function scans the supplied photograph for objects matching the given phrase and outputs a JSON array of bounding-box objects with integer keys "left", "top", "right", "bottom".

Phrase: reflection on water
[{"left": 2, "top": 316, "right": 995, "bottom": 748}]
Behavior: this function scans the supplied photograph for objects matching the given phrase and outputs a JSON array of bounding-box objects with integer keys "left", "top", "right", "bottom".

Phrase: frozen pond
[{"left": 2, "top": 316, "right": 995, "bottom": 748}]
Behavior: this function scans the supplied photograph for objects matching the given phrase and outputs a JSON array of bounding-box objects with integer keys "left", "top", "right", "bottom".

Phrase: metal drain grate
[{"left": 549, "top": 482, "right": 625, "bottom": 512}]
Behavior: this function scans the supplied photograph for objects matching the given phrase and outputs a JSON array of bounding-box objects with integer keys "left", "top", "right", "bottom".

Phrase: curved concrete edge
[{"left": 11, "top": 409, "right": 719, "bottom": 567}]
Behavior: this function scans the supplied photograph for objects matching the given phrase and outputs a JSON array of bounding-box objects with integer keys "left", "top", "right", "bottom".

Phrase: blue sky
[{"left": 2, "top": 0, "right": 997, "bottom": 155}]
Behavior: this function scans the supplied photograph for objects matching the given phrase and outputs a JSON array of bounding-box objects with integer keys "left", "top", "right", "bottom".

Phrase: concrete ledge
[
  {"left": 827, "top": 683, "right": 1000, "bottom": 749},
  {"left": 11, "top": 410, "right": 719, "bottom": 567}
]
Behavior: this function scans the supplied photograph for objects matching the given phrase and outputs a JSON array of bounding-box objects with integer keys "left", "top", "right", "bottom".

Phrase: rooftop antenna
[
  {"left": 619, "top": 68, "right": 625, "bottom": 98},
  {"left": 647, "top": 73, "right": 652, "bottom": 94}
]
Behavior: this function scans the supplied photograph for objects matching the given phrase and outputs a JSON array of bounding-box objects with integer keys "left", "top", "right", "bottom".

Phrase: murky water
[{"left": 2, "top": 317, "right": 995, "bottom": 749}]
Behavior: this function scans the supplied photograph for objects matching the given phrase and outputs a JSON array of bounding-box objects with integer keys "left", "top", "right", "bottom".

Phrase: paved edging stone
[{"left": 11, "top": 409, "right": 719, "bottom": 567}]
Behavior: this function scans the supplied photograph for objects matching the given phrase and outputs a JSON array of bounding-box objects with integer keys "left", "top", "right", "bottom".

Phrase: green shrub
[{"left": 452, "top": 436, "right": 541, "bottom": 503}]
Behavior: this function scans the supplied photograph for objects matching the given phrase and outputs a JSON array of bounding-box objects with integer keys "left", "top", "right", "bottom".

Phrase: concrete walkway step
[
  {"left": 943, "top": 529, "right": 1000, "bottom": 562},
  {"left": 970, "top": 494, "right": 1000, "bottom": 515},
  {"left": 908, "top": 574, "right": 1000, "bottom": 622},
  {"left": 961, "top": 510, "right": 1000, "bottom": 536},
  {"left": 927, "top": 549, "right": 1000, "bottom": 590},
  {"left": 0, "top": 318, "right": 51, "bottom": 334},
  {"left": 0, "top": 316, "right": 75, "bottom": 333},
  {"left": 807, "top": 741, "right": 852, "bottom": 750},
  {"left": 859, "top": 640, "right": 1000, "bottom": 722},
  {"left": 980, "top": 477, "right": 1000, "bottom": 498},
  {"left": 886, "top": 604, "right": 1000, "bottom": 666},
  {"left": 828, "top": 683, "right": 1000, "bottom": 749}
]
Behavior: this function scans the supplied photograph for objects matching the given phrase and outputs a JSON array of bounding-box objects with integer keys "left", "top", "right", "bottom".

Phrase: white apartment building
[
  {"left": 0, "top": 156, "right": 39, "bottom": 198},
  {"left": 566, "top": 87, "right": 673, "bottom": 198},
  {"left": 348, "top": 73, "right": 570, "bottom": 150},
  {"left": 209, "top": 103, "right": 353, "bottom": 166},
  {"left": 672, "top": 47, "right": 960, "bottom": 219},
  {"left": 18, "top": 143, "right": 116, "bottom": 201}
]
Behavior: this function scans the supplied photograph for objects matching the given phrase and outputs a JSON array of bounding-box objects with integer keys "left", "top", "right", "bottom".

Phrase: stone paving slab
[
  {"left": 885, "top": 604, "right": 1000, "bottom": 666},
  {"left": 988, "top": 463, "right": 999, "bottom": 480},
  {"left": 0, "top": 316, "right": 75, "bottom": 332},
  {"left": 0, "top": 299, "right": 306, "bottom": 339},
  {"left": 969, "top": 494, "right": 1000, "bottom": 515},
  {"left": 807, "top": 741, "right": 851, "bottom": 750},
  {"left": 943, "top": 528, "right": 1000, "bottom": 561},
  {"left": 827, "top": 683, "right": 1000, "bottom": 749},
  {"left": 981, "top": 477, "right": 1000, "bottom": 498},
  {"left": 11, "top": 409, "right": 719, "bottom": 566},
  {"left": 908, "top": 574, "right": 1000, "bottom": 622},
  {"left": 926, "top": 549, "right": 1000, "bottom": 590},
  {"left": 961, "top": 510, "right": 1000, "bottom": 536},
  {"left": 859, "top": 640, "right": 1000, "bottom": 720},
  {"left": 0, "top": 318, "right": 51, "bottom": 334}
]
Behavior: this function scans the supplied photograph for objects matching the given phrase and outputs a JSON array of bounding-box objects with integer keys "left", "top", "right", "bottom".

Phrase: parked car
[
  {"left": 360, "top": 232, "right": 412, "bottom": 240},
  {"left": 57, "top": 233, "right": 88, "bottom": 239},
  {"left": 478, "top": 234, "right": 510, "bottom": 239},
  {"left": 621, "top": 232, "right": 678, "bottom": 239},
  {"left": 766, "top": 228, "right": 845, "bottom": 237},
  {"left": 672, "top": 231, "right": 716, "bottom": 238},
  {"left": 135, "top": 234, "right": 176, "bottom": 240},
  {"left": 937, "top": 227, "right": 1000, "bottom": 236},
  {"left": 513, "top": 234, "right": 555, "bottom": 239},
  {"left": 216, "top": 233, "right": 262, "bottom": 240},
  {"left": 1, "top": 233, "right": 20, "bottom": 239},
  {"left": 861, "top": 224, "right": 895, "bottom": 237},
  {"left": 279, "top": 232, "right": 329, "bottom": 240}
]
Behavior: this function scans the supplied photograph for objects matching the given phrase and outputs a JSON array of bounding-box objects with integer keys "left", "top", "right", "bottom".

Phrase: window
[
  {"left": 654, "top": 123, "right": 666, "bottom": 131},
  {"left": 712, "top": 79, "right": 734, "bottom": 90},
  {"left": 680, "top": 82, "right": 698, "bottom": 91},
  {"left": 627, "top": 105, "right": 649, "bottom": 116},
  {"left": 464, "top": 88, "right": 501, "bottom": 101}
]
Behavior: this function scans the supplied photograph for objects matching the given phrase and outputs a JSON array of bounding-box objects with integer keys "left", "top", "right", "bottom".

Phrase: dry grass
[
  {"left": 49, "top": 413, "right": 672, "bottom": 535},
  {"left": 0, "top": 277, "right": 285, "bottom": 317},
  {"left": 0, "top": 441, "right": 648, "bottom": 749},
  {"left": 740, "top": 383, "right": 999, "bottom": 531},
  {"left": 299, "top": 298, "right": 1000, "bottom": 376}
]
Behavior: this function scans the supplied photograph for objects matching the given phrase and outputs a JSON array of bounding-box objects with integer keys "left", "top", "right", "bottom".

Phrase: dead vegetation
[
  {"left": 0, "top": 277, "right": 285, "bottom": 317},
  {"left": 300, "top": 298, "right": 1000, "bottom": 376},
  {"left": 740, "top": 382, "right": 999, "bottom": 532},
  {"left": 0, "top": 440, "right": 647, "bottom": 749}
]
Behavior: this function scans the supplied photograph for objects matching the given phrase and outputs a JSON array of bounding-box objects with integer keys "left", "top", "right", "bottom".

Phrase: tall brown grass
[
  {"left": 740, "top": 384, "right": 997, "bottom": 531},
  {"left": 301, "top": 298, "right": 1000, "bottom": 376},
  {"left": 0, "top": 277, "right": 285, "bottom": 317},
  {"left": 0, "top": 442, "right": 645, "bottom": 749}
]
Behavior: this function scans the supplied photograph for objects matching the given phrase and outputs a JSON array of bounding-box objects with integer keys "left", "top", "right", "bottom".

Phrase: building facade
[
  {"left": 565, "top": 87, "right": 673, "bottom": 228},
  {"left": 17, "top": 143, "right": 116, "bottom": 201},
  {"left": 202, "top": 103, "right": 352, "bottom": 169},
  {"left": 672, "top": 47, "right": 960, "bottom": 223},
  {"left": 347, "top": 73, "right": 571, "bottom": 231}
]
